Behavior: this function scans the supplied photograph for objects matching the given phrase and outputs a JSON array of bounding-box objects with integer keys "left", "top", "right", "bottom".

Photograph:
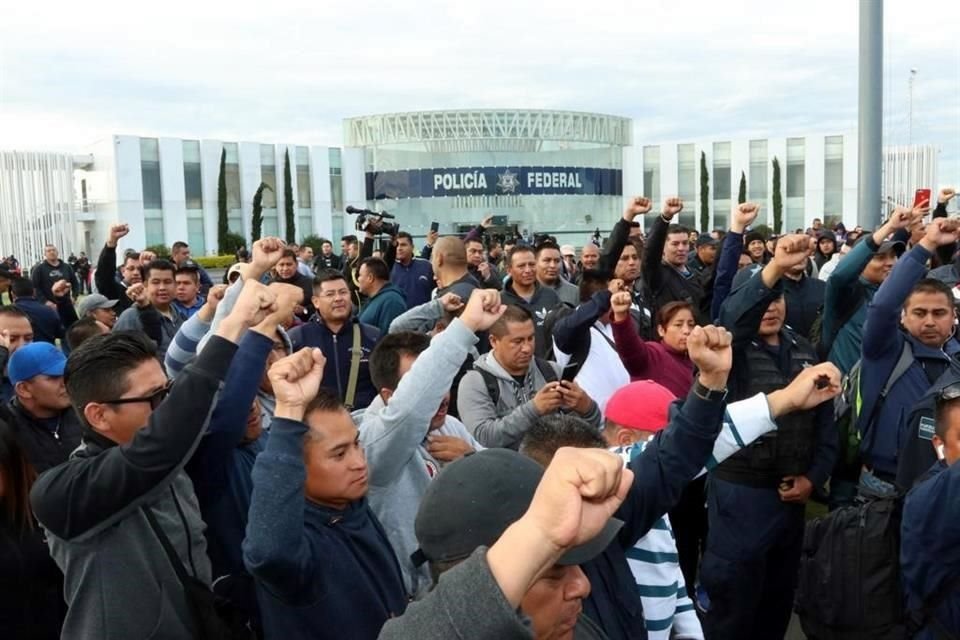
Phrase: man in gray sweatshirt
[
  {"left": 361, "top": 294, "right": 496, "bottom": 598},
  {"left": 457, "top": 304, "right": 601, "bottom": 449}
]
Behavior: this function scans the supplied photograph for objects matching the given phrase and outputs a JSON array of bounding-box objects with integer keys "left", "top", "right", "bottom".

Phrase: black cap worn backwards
[{"left": 411, "top": 448, "right": 623, "bottom": 568}]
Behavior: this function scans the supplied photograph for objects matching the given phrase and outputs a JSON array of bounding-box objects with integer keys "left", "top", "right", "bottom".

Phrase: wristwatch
[{"left": 692, "top": 379, "right": 727, "bottom": 402}]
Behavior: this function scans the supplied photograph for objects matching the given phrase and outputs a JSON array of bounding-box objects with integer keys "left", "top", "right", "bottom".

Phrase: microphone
[{"left": 345, "top": 205, "right": 395, "bottom": 219}]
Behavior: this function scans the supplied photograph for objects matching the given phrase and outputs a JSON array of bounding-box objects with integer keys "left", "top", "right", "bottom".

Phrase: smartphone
[
  {"left": 914, "top": 188, "right": 932, "bottom": 208},
  {"left": 430, "top": 221, "right": 439, "bottom": 233},
  {"left": 492, "top": 215, "right": 508, "bottom": 226}
]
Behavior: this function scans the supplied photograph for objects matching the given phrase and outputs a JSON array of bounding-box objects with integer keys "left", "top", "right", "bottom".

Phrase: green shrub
[
  {"left": 221, "top": 232, "right": 246, "bottom": 255},
  {"left": 300, "top": 234, "right": 329, "bottom": 255},
  {"left": 145, "top": 244, "right": 172, "bottom": 259},
  {"left": 193, "top": 255, "right": 237, "bottom": 269}
]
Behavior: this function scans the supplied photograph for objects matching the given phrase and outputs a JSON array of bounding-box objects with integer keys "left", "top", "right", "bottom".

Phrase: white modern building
[{"left": 0, "top": 109, "right": 945, "bottom": 263}]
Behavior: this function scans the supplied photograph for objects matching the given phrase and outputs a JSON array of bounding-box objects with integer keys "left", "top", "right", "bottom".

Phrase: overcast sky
[{"left": 2, "top": 0, "right": 958, "bottom": 182}]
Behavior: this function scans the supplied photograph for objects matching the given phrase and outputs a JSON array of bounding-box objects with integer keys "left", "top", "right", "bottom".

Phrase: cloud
[{"left": 1, "top": 0, "right": 957, "bottom": 180}]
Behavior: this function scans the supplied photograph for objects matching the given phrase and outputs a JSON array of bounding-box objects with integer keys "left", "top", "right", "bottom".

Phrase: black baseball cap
[
  {"left": 411, "top": 449, "right": 623, "bottom": 568},
  {"left": 696, "top": 235, "right": 718, "bottom": 248}
]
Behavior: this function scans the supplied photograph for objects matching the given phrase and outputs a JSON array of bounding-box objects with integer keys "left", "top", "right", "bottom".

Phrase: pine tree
[
  {"left": 251, "top": 182, "right": 272, "bottom": 242},
  {"left": 699, "top": 151, "right": 710, "bottom": 233},
  {"left": 772, "top": 157, "right": 783, "bottom": 234},
  {"left": 283, "top": 149, "right": 295, "bottom": 244},
  {"left": 738, "top": 170, "right": 747, "bottom": 204},
  {"left": 217, "top": 148, "right": 228, "bottom": 252}
]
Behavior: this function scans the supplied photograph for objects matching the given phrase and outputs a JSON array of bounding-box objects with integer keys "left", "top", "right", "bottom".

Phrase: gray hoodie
[
  {"left": 360, "top": 319, "right": 484, "bottom": 598},
  {"left": 457, "top": 352, "right": 601, "bottom": 449}
]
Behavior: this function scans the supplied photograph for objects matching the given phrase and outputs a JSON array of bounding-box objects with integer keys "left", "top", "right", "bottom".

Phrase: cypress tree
[
  {"left": 251, "top": 182, "right": 272, "bottom": 242},
  {"left": 699, "top": 151, "right": 710, "bottom": 233},
  {"left": 283, "top": 149, "right": 295, "bottom": 243},
  {"left": 772, "top": 157, "right": 783, "bottom": 234},
  {"left": 738, "top": 170, "right": 747, "bottom": 204},
  {"left": 217, "top": 148, "right": 228, "bottom": 252}
]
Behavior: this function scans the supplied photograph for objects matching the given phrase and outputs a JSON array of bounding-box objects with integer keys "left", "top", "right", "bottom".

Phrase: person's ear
[
  {"left": 617, "top": 428, "right": 635, "bottom": 447},
  {"left": 13, "top": 381, "right": 31, "bottom": 400},
  {"left": 83, "top": 402, "right": 110, "bottom": 433}
]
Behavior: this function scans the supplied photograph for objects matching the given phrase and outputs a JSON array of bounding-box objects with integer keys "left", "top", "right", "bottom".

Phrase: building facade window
[
  {"left": 713, "top": 142, "right": 732, "bottom": 229},
  {"left": 676, "top": 144, "right": 696, "bottom": 229},
  {"left": 329, "top": 148, "right": 344, "bottom": 240},
  {"left": 140, "top": 138, "right": 162, "bottom": 210},
  {"left": 223, "top": 143, "right": 243, "bottom": 235},
  {"left": 187, "top": 212, "right": 205, "bottom": 255},
  {"left": 296, "top": 146, "right": 312, "bottom": 209},
  {"left": 643, "top": 146, "right": 661, "bottom": 206},
  {"left": 183, "top": 140, "right": 202, "bottom": 210},
  {"left": 260, "top": 144, "right": 277, "bottom": 209},
  {"left": 824, "top": 135, "right": 843, "bottom": 225},
  {"left": 748, "top": 139, "right": 768, "bottom": 201},
  {"left": 786, "top": 137, "right": 806, "bottom": 231}
]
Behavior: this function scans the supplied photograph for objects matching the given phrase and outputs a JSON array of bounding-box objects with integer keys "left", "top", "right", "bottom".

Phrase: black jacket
[
  {"left": 13, "top": 297, "right": 65, "bottom": 346},
  {"left": 288, "top": 318, "right": 380, "bottom": 410},
  {"left": 0, "top": 400, "right": 83, "bottom": 473},
  {"left": 94, "top": 244, "right": 134, "bottom": 314},
  {"left": 782, "top": 273, "right": 826, "bottom": 341},
  {"left": 0, "top": 513, "right": 66, "bottom": 640},
  {"left": 30, "top": 261, "right": 78, "bottom": 304},
  {"left": 642, "top": 215, "right": 709, "bottom": 325}
]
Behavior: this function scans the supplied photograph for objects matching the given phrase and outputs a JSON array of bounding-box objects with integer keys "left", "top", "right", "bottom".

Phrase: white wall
[
  {"left": 113, "top": 135, "right": 147, "bottom": 252},
  {"left": 342, "top": 146, "right": 366, "bottom": 209},
  {"left": 201, "top": 140, "right": 224, "bottom": 254},
  {"left": 310, "top": 146, "right": 333, "bottom": 239},
  {"left": 238, "top": 142, "right": 262, "bottom": 242}
]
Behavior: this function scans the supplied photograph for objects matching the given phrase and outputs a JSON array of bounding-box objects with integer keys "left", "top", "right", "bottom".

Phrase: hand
[
  {"left": 769, "top": 234, "right": 814, "bottom": 275},
  {"left": 731, "top": 202, "right": 761, "bottom": 233},
  {"left": 481, "top": 214, "right": 494, "bottom": 228},
  {"left": 920, "top": 217, "right": 960, "bottom": 252},
  {"left": 523, "top": 447, "right": 633, "bottom": 553},
  {"left": 687, "top": 325, "right": 733, "bottom": 391},
  {"left": 251, "top": 283, "right": 303, "bottom": 335},
  {"left": 268, "top": 348, "right": 327, "bottom": 419},
  {"left": 459, "top": 289, "right": 506, "bottom": 332},
  {"left": 558, "top": 380, "right": 593, "bottom": 415},
  {"left": 623, "top": 197, "right": 652, "bottom": 221},
  {"left": 477, "top": 261, "right": 492, "bottom": 280},
  {"left": 778, "top": 475, "right": 814, "bottom": 504},
  {"left": 251, "top": 237, "right": 286, "bottom": 277},
  {"left": 140, "top": 250, "right": 157, "bottom": 264},
  {"left": 607, "top": 278, "right": 625, "bottom": 295},
  {"left": 939, "top": 188, "right": 956, "bottom": 204},
  {"left": 662, "top": 197, "right": 683, "bottom": 220},
  {"left": 610, "top": 291, "right": 632, "bottom": 321},
  {"left": 51, "top": 279, "right": 71, "bottom": 298},
  {"left": 426, "top": 229, "right": 439, "bottom": 247},
  {"left": 108, "top": 223, "right": 130, "bottom": 247},
  {"left": 767, "top": 362, "right": 842, "bottom": 417},
  {"left": 198, "top": 284, "right": 228, "bottom": 322},
  {"left": 884, "top": 206, "right": 914, "bottom": 233},
  {"left": 0, "top": 330, "right": 11, "bottom": 351},
  {"left": 426, "top": 435, "right": 474, "bottom": 462},
  {"left": 532, "top": 381, "right": 565, "bottom": 416},
  {"left": 125, "top": 283, "right": 149, "bottom": 308},
  {"left": 226, "top": 280, "right": 278, "bottom": 330},
  {"left": 438, "top": 292, "right": 464, "bottom": 313}
]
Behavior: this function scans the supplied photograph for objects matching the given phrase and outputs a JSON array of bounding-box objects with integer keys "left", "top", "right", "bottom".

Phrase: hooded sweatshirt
[
  {"left": 457, "top": 351, "right": 601, "bottom": 449},
  {"left": 358, "top": 282, "right": 408, "bottom": 335},
  {"left": 360, "top": 318, "right": 484, "bottom": 598}
]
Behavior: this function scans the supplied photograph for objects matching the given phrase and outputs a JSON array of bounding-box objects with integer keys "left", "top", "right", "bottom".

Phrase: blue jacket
[
  {"left": 710, "top": 230, "right": 745, "bottom": 321},
  {"left": 288, "top": 318, "right": 380, "bottom": 410},
  {"left": 901, "top": 461, "right": 960, "bottom": 639},
  {"left": 390, "top": 258, "right": 434, "bottom": 308},
  {"left": 14, "top": 296, "right": 64, "bottom": 346},
  {"left": 186, "top": 331, "right": 271, "bottom": 579},
  {"left": 582, "top": 386, "right": 728, "bottom": 640},
  {"left": 358, "top": 283, "right": 408, "bottom": 336},
  {"left": 825, "top": 235, "right": 883, "bottom": 374},
  {"left": 860, "top": 244, "right": 960, "bottom": 477},
  {"left": 243, "top": 417, "right": 407, "bottom": 640}
]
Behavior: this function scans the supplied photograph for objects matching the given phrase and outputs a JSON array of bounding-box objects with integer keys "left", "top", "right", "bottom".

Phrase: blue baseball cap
[{"left": 8, "top": 342, "right": 67, "bottom": 385}]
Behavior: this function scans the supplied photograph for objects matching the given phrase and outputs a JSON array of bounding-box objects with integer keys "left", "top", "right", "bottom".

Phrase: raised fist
[
  {"left": 662, "top": 198, "right": 683, "bottom": 219},
  {"left": 109, "top": 224, "right": 130, "bottom": 246},
  {"left": 624, "top": 197, "right": 652, "bottom": 221},
  {"left": 687, "top": 325, "right": 733, "bottom": 391},
  {"left": 732, "top": 202, "right": 761, "bottom": 231},
  {"left": 939, "top": 188, "right": 956, "bottom": 204},
  {"left": 460, "top": 289, "right": 507, "bottom": 333},
  {"left": 772, "top": 234, "right": 814, "bottom": 272}
]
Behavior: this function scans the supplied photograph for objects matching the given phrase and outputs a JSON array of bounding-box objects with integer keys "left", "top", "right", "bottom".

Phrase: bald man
[{"left": 430, "top": 237, "right": 482, "bottom": 300}]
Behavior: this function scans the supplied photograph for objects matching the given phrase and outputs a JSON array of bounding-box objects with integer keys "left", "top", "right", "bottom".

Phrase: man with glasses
[
  {"left": 288, "top": 269, "right": 380, "bottom": 411},
  {"left": 29, "top": 279, "right": 278, "bottom": 639}
]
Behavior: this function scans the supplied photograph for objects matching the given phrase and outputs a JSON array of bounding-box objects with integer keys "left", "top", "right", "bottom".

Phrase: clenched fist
[
  {"left": 686, "top": 325, "right": 733, "bottom": 391},
  {"left": 662, "top": 198, "right": 683, "bottom": 220},
  {"left": 623, "top": 197, "right": 652, "bottom": 221}
]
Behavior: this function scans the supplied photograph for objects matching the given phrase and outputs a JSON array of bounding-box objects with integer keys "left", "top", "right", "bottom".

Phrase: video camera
[{"left": 346, "top": 206, "right": 399, "bottom": 236}]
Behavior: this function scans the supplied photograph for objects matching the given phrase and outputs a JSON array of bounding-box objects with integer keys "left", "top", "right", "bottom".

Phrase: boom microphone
[{"left": 345, "top": 205, "right": 395, "bottom": 219}]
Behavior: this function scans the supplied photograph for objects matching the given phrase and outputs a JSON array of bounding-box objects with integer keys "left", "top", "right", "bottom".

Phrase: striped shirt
[{"left": 613, "top": 392, "right": 776, "bottom": 639}]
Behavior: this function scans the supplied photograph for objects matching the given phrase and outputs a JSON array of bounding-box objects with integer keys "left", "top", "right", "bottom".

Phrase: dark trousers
[
  {"left": 701, "top": 477, "right": 805, "bottom": 640},
  {"left": 668, "top": 475, "right": 708, "bottom": 596}
]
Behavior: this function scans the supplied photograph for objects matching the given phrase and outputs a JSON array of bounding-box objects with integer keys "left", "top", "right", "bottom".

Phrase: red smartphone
[{"left": 914, "top": 188, "right": 932, "bottom": 208}]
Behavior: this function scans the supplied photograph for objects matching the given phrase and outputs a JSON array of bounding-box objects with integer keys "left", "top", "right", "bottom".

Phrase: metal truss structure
[{"left": 344, "top": 109, "right": 632, "bottom": 152}]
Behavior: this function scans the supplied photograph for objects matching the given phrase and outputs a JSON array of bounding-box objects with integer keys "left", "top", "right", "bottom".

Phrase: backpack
[
  {"left": 810, "top": 282, "right": 866, "bottom": 360},
  {"left": 833, "top": 342, "right": 914, "bottom": 470},
  {"left": 795, "top": 487, "right": 907, "bottom": 640},
  {"left": 476, "top": 357, "right": 558, "bottom": 407}
]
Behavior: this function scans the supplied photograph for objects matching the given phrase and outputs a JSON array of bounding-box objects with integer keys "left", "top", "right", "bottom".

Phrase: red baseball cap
[{"left": 604, "top": 381, "right": 676, "bottom": 432}]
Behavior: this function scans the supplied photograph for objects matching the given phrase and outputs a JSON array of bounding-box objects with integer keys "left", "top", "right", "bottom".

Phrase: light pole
[
  {"left": 908, "top": 68, "right": 917, "bottom": 146},
  {"left": 857, "top": 0, "right": 884, "bottom": 229}
]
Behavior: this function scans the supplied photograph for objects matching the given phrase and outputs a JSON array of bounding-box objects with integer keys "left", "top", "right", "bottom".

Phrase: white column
[
  {"left": 805, "top": 134, "right": 826, "bottom": 223},
  {"left": 842, "top": 132, "right": 859, "bottom": 229},
  {"left": 158, "top": 137, "right": 188, "bottom": 246},
  {"left": 311, "top": 145, "right": 333, "bottom": 239},
  {"left": 114, "top": 135, "right": 147, "bottom": 252},
  {"left": 342, "top": 146, "right": 367, "bottom": 208}
]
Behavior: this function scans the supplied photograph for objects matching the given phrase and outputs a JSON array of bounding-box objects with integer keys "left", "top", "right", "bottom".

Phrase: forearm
[
  {"left": 641, "top": 216, "right": 669, "bottom": 287},
  {"left": 599, "top": 218, "right": 631, "bottom": 275},
  {"left": 806, "top": 402, "right": 838, "bottom": 487},
  {"left": 553, "top": 291, "right": 609, "bottom": 352},
  {"left": 611, "top": 315, "right": 653, "bottom": 376},
  {"left": 711, "top": 231, "right": 745, "bottom": 320},
  {"left": 863, "top": 244, "right": 931, "bottom": 358},
  {"left": 389, "top": 299, "right": 443, "bottom": 334},
  {"left": 243, "top": 417, "right": 314, "bottom": 593}
]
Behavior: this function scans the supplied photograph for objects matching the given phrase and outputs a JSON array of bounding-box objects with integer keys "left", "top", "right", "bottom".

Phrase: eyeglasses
[{"left": 103, "top": 381, "right": 173, "bottom": 410}]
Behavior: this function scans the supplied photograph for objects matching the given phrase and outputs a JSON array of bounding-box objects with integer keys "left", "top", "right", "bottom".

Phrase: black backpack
[
  {"left": 476, "top": 357, "right": 558, "bottom": 407},
  {"left": 795, "top": 487, "right": 907, "bottom": 640}
]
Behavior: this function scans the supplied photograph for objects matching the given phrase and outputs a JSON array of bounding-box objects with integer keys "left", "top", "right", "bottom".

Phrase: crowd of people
[{"left": 0, "top": 189, "right": 958, "bottom": 640}]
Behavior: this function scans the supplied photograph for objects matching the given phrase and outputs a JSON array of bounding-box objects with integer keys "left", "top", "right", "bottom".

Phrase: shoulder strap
[
  {"left": 881, "top": 341, "right": 916, "bottom": 398},
  {"left": 535, "top": 357, "right": 558, "bottom": 384},
  {"left": 858, "top": 341, "right": 915, "bottom": 449},
  {"left": 475, "top": 367, "right": 501, "bottom": 407},
  {"left": 344, "top": 323, "right": 362, "bottom": 410},
  {"left": 142, "top": 506, "right": 194, "bottom": 586}
]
